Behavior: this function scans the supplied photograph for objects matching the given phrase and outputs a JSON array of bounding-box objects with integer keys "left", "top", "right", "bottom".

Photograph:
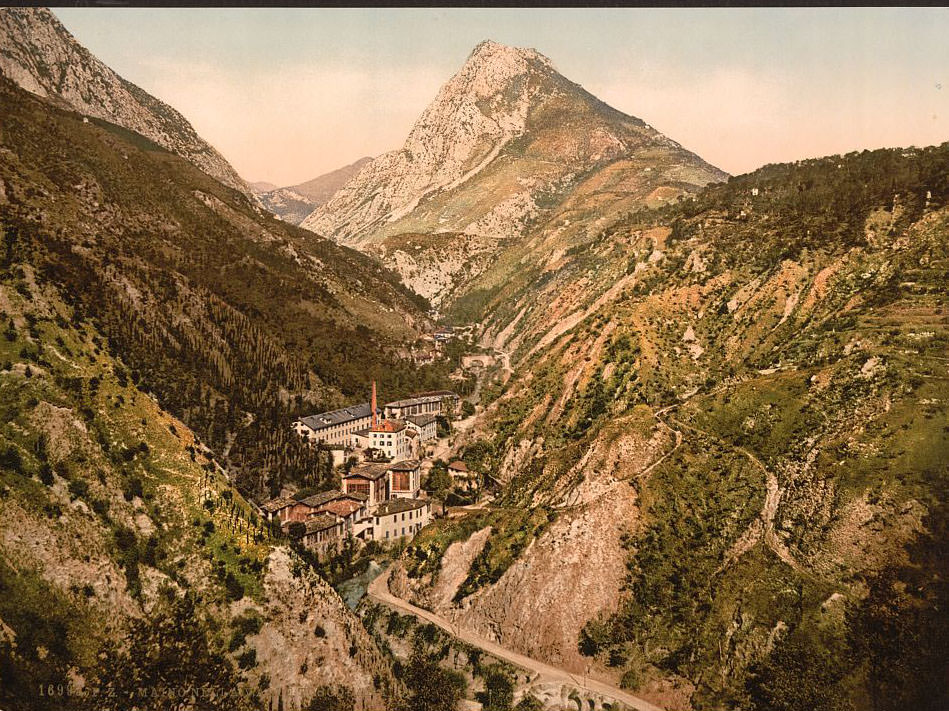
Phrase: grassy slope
[
  {"left": 0, "top": 259, "right": 392, "bottom": 710},
  {"left": 413, "top": 145, "right": 949, "bottom": 709}
]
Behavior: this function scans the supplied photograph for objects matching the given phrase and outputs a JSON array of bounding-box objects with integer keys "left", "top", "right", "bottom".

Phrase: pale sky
[{"left": 54, "top": 7, "right": 949, "bottom": 187}]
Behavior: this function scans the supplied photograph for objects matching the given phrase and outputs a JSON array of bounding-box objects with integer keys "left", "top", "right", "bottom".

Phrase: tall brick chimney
[{"left": 371, "top": 380, "right": 377, "bottom": 427}]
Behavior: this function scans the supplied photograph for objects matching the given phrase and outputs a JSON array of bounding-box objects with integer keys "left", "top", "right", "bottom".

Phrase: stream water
[{"left": 335, "top": 559, "right": 387, "bottom": 610}]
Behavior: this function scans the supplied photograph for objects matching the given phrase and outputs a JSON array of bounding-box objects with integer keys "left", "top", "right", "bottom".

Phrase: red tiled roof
[
  {"left": 371, "top": 419, "right": 406, "bottom": 433},
  {"left": 316, "top": 499, "right": 363, "bottom": 517}
]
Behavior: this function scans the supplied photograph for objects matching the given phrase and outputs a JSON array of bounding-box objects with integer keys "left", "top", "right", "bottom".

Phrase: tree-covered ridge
[
  {"left": 0, "top": 77, "right": 451, "bottom": 500},
  {"left": 0, "top": 263, "right": 262, "bottom": 710}
]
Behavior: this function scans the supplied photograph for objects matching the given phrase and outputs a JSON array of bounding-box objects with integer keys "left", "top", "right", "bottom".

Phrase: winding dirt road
[{"left": 367, "top": 567, "right": 662, "bottom": 711}]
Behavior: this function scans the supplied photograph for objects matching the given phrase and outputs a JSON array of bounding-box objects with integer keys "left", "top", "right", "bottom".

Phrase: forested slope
[{"left": 0, "top": 77, "right": 448, "bottom": 500}]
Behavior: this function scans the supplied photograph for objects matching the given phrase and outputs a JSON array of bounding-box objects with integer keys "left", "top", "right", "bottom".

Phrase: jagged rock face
[
  {"left": 301, "top": 39, "right": 726, "bottom": 307},
  {"left": 247, "top": 548, "right": 392, "bottom": 711},
  {"left": 0, "top": 7, "right": 250, "bottom": 197},
  {"left": 301, "top": 40, "right": 548, "bottom": 241}
]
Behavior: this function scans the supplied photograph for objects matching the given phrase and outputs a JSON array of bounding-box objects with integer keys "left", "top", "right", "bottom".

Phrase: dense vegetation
[
  {"left": 359, "top": 602, "right": 525, "bottom": 711},
  {"left": 0, "top": 77, "right": 453, "bottom": 501},
  {"left": 0, "top": 253, "right": 284, "bottom": 709}
]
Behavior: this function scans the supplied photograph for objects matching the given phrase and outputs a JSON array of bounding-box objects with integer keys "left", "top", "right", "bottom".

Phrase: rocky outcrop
[
  {"left": 246, "top": 548, "right": 392, "bottom": 711},
  {"left": 397, "top": 420, "right": 670, "bottom": 674},
  {"left": 0, "top": 7, "right": 250, "bottom": 197}
]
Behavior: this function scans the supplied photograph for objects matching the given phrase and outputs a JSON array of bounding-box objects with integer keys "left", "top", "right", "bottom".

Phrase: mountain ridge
[
  {"left": 0, "top": 7, "right": 251, "bottom": 198},
  {"left": 255, "top": 157, "right": 373, "bottom": 226},
  {"left": 300, "top": 39, "right": 726, "bottom": 307},
  {"left": 396, "top": 142, "right": 949, "bottom": 711}
]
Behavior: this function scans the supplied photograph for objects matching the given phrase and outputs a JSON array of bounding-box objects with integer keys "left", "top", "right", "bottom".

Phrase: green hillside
[
  {"left": 0, "top": 256, "right": 395, "bottom": 710},
  {"left": 405, "top": 144, "right": 949, "bottom": 710},
  {"left": 0, "top": 77, "right": 450, "bottom": 501}
]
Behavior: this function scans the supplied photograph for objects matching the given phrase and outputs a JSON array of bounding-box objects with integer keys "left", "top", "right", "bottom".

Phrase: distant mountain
[
  {"left": 294, "top": 156, "right": 372, "bottom": 204},
  {"left": 301, "top": 40, "right": 726, "bottom": 306},
  {"left": 258, "top": 157, "right": 373, "bottom": 226},
  {"left": 255, "top": 187, "right": 319, "bottom": 226},
  {"left": 251, "top": 180, "right": 279, "bottom": 194},
  {"left": 0, "top": 7, "right": 251, "bottom": 198}
]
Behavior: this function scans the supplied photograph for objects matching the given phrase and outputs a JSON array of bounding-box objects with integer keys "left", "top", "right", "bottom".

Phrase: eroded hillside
[{"left": 395, "top": 146, "right": 949, "bottom": 710}]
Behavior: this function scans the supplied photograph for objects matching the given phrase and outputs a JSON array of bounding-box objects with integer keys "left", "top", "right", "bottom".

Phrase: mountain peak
[
  {"left": 302, "top": 38, "right": 726, "bottom": 253},
  {"left": 0, "top": 7, "right": 250, "bottom": 197},
  {"left": 453, "top": 40, "right": 553, "bottom": 96},
  {"left": 466, "top": 39, "right": 551, "bottom": 68}
]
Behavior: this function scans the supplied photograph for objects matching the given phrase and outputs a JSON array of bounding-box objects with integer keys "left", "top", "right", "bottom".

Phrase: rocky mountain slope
[
  {"left": 256, "top": 157, "right": 373, "bottom": 226},
  {"left": 0, "top": 263, "right": 394, "bottom": 711},
  {"left": 0, "top": 7, "right": 251, "bottom": 198},
  {"left": 293, "top": 156, "right": 373, "bottom": 205},
  {"left": 396, "top": 145, "right": 949, "bottom": 710},
  {"left": 301, "top": 40, "right": 726, "bottom": 307},
  {"left": 0, "top": 75, "right": 448, "bottom": 502}
]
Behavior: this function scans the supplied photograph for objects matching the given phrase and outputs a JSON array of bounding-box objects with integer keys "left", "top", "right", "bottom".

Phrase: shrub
[
  {"left": 307, "top": 684, "right": 355, "bottom": 711},
  {"left": 67, "top": 479, "right": 89, "bottom": 500},
  {"left": 478, "top": 665, "right": 514, "bottom": 711},
  {"left": 287, "top": 521, "right": 306, "bottom": 541},
  {"left": 122, "top": 476, "right": 143, "bottom": 501},
  {"left": 236, "top": 648, "right": 256, "bottom": 670},
  {"left": 224, "top": 572, "right": 244, "bottom": 602},
  {"left": 0, "top": 445, "right": 23, "bottom": 473},
  {"left": 37, "top": 462, "right": 54, "bottom": 485}
]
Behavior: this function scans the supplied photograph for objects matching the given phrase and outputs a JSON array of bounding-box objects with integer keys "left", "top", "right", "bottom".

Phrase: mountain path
[
  {"left": 367, "top": 567, "right": 663, "bottom": 711},
  {"left": 668, "top": 417, "right": 804, "bottom": 575}
]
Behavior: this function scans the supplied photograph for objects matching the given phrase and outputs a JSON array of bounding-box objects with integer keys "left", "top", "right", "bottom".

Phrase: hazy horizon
[{"left": 54, "top": 7, "right": 949, "bottom": 187}]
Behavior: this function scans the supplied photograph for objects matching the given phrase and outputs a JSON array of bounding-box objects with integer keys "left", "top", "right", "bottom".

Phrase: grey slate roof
[
  {"left": 261, "top": 496, "right": 296, "bottom": 513},
  {"left": 304, "top": 513, "right": 340, "bottom": 533},
  {"left": 375, "top": 498, "right": 428, "bottom": 516},
  {"left": 406, "top": 413, "right": 437, "bottom": 427},
  {"left": 298, "top": 402, "right": 376, "bottom": 431},
  {"left": 299, "top": 489, "right": 345, "bottom": 508},
  {"left": 345, "top": 462, "right": 390, "bottom": 481},
  {"left": 384, "top": 395, "right": 443, "bottom": 409}
]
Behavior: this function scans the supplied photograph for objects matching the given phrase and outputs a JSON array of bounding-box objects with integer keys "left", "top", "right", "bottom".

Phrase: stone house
[
  {"left": 388, "top": 459, "right": 422, "bottom": 499},
  {"left": 371, "top": 498, "right": 430, "bottom": 541},
  {"left": 301, "top": 513, "right": 344, "bottom": 552},
  {"left": 342, "top": 462, "right": 390, "bottom": 506}
]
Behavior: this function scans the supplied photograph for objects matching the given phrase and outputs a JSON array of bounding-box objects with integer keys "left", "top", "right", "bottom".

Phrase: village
[{"left": 259, "top": 359, "right": 479, "bottom": 555}]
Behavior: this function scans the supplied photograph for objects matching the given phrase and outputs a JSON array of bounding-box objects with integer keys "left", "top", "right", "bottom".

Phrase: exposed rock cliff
[
  {"left": 301, "top": 40, "right": 726, "bottom": 307},
  {"left": 0, "top": 7, "right": 251, "bottom": 197}
]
